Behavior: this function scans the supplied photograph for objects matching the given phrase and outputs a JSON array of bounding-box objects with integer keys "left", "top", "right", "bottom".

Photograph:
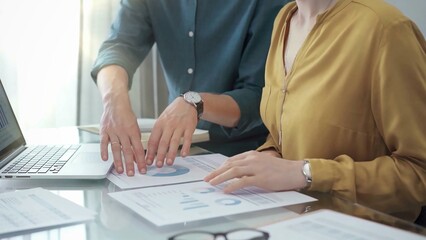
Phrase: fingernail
[
  {"left": 117, "top": 167, "right": 123, "bottom": 173},
  {"left": 140, "top": 168, "right": 146, "bottom": 174},
  {"left": 167, "top": 159, "right": 173, "bottom": 165},
  {"left": 128, "top": 170, "right": 134, "bottom": 176}
]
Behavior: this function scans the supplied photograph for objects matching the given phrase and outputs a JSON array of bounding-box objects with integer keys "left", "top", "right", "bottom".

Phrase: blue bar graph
[
  {"left": 180, "top": 193, "right": 209, "bottom": 211},
  {"left": 0, "top": 104, "right": 8, "bottom": 129}
]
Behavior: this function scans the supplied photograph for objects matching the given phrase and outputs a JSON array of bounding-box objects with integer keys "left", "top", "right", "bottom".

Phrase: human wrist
[
  {"left": 180, "top": 91, "right": 204, "bottom": 120},
  {"left": 259, "top": 148, "right": 281, "bottom": 158}
]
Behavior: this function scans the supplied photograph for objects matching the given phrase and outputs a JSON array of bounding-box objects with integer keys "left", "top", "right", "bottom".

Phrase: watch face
[{"left": 185, "top": 91, "right": 201, "bottom": 103}]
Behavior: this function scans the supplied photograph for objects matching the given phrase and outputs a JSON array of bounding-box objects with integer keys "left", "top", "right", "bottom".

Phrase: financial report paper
[
  {"left": 108, "top": 181, "right": 317, "bottom": 226},
  {"left": 0, "top": 188, "right": 95, "bottom": 236},
  {"left": 107, "top": 153, "right": 228, "bottom": 189}
]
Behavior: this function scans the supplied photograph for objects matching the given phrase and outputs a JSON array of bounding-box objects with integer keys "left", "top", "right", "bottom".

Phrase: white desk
[{"left": 0, "top": 127, "right": 424, "bottom": 239}]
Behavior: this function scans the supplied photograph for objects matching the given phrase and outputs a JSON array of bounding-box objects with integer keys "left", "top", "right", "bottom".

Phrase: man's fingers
[
  {"left": 131, "top": 134, "right": 146, "bottom": 174},
  {"left": 118, "top": 136, "right": 135, "bottom": 176},
  {"left": 154, "top": 128, "right": 173, "bottom": 167},
  {"left": 166, "top": 130, "right": 184, "bottom": 166},
  {"left": 110, "top": 139, "right": 123, "bottom": 173},
  {"left": 180, "top": 128, "right": 193, "bottom": 157},
  {"left": 146, "top": 128, "right": 162, "bottom": 165},
  {"left": 100, "top": 134, "right": 110, "bottom": 161}
]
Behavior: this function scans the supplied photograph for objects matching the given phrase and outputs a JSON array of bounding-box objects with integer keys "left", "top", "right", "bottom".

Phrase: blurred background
[{"left": 0, "top": 0, "right": 424, "bottom": 131}]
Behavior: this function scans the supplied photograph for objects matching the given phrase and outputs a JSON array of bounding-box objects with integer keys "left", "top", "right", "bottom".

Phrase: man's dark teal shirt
[{"left": 92, "top": 0, "right": 286, "bottom": 155}]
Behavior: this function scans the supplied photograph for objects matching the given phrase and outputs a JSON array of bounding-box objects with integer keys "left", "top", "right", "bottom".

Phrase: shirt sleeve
[
  {"left": 221, "top": 1, "right": 284, "bottom": 137},
  {"left": 91, "top": 0, "right": 155, "bottom": 88},
  {"left": 257, "top": 134, "right": 280, "bottom": 152},
  {"left": 308, "top": 20, "right": 426, "bottom": 221}
]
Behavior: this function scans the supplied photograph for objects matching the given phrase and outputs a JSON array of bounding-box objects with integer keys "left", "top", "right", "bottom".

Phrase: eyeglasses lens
[
  {"left": 173, "top": 233, "right": 215, "bottom": 240},
  {"left": 227, "top": 229, "right": 267, "bottom": 240}
]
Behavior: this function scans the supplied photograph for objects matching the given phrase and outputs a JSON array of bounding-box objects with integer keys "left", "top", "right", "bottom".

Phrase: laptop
[{"left": 0, "top": 79, "right": 113, "bottom": 179}]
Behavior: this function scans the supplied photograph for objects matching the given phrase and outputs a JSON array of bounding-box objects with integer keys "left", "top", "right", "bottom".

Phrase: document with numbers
[
  {"left": 260, "top": 209, "right": 426, "bottom": 240},
  {"left": 107, "top": 153, "right": 228, "bottom": 189},
  {"left": 0, "top": 188, "right": 95, "bottom": 236},
  {"left": 108, "top": 181, "right": 317, "bottom": 226}
]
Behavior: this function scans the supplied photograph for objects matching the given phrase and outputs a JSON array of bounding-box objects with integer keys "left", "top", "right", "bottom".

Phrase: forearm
[
  {"left": 97, "top": 65, "right": 132, "bottom": 110},
  {"left": 199, "top": 93, "right": 240, "bottom": 128}
]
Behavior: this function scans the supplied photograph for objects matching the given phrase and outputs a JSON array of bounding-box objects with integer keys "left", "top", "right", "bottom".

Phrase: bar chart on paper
[
  {"left": 180, "top": 192, "right": 209, "bottom": 210},
  {"left": 108, "top": 181, "right": 317, "bottom": 226}
]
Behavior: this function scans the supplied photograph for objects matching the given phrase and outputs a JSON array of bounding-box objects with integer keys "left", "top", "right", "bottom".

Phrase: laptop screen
[{"left": 0, "top": 80, "right": 26, "bottom": 166}]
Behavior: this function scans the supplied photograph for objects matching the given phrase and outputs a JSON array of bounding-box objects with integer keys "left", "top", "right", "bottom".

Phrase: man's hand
[
  {"left": 97, "top": 65, "right": 146, "bottom": 176},
  {"left": 146, "top": 97, "right": 197, "bottom": 167},
  {"left": 99, "top": 108, "right": 146, "bottom": 176}
]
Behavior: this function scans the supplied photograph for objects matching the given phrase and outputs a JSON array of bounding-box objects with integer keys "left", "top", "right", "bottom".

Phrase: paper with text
[
  {"left": 0, "top": 188, "right": 95, "bottom": 236},
  {"left": 108, "top": 181, "right": 317, "bottom": 226},
  {"left": 107, "top": 153, "right": 228, "bottom": 189},
  {"left": 260, "top": 209, "right": 426, "bottom": 240}
]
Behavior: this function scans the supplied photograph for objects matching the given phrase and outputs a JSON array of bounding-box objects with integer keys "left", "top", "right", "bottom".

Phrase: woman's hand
[{"left": 204, "top": 150, "right": 306, "bottom": 193}]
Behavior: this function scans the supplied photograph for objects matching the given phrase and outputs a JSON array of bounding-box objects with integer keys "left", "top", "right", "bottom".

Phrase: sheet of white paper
[
  {"left": 0, "top": 188, "right": 95, "bottom": 236},
  {"left": 107, "top": 153, "right": 228, "bottom": 189},
  {"left": 78, "top": 118, "right": 210, "bottom": 144},
  {"left": 260, "top": 209, "right": 426, "bottom": 240},
  {"left": 136, "top": 118, "right": 156, "bottom": 132},
  {"left": 108, "top": 181, "right": 317, "bottom": 226}
]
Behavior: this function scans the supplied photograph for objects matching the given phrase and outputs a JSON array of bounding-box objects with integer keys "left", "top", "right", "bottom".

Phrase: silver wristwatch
[
  {"left": 302, "top": 160, "right": 312, "bottom": 188},
  {"left": 180, "top": 91, "right": 204, "bottom": 119}
]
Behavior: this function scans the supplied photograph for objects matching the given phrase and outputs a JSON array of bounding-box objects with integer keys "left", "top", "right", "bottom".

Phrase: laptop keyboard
[{"left": 2, "top": 145, "right": 80, "bottom": 174}]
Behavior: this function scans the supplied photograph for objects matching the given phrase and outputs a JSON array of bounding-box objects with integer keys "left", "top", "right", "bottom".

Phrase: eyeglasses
[{"left": 168, "top": 228, "right": 269, "bottom": 240}]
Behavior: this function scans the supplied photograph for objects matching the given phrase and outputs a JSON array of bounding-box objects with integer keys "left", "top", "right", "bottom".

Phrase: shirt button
[
  {"left": 188, "top": 31, "right": 194, "bottom": 37},
  {"left": 187, "top": 68, "right": 194, "bottom": 74}
]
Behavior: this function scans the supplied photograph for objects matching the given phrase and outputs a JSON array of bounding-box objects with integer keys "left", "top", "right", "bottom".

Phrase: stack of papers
[
  {"left": 78, "top": 118, "right": 210, "bottom": 145},
  {"left": 0, "top": 188, "right": 95, "bottom": 236}
]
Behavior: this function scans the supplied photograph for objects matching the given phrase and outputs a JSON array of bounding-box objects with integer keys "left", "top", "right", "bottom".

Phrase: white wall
[{"left": 386, "top": 0, "right": 426, "bottom": 37}]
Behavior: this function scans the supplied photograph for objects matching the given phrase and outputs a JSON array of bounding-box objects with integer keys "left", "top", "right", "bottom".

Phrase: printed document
[
  {"left": 108, "top": 181, "right": 317, "bottom": 226},
  {"left": 0, "top": 188, "right": 95, "bottom": 236},
  {"left": 260, "top": 209, "right": 426, "bottom": 240},
  {"left": 78, "top": 118, "right": 210, "bottom": 145},
  {"left": 107, "top": 153, "right": 228, "bottom": 189}
]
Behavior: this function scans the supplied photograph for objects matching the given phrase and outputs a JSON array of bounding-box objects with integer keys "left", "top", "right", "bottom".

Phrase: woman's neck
[{"left": 295, "top": 0, "right": 336, "bottom": 22}]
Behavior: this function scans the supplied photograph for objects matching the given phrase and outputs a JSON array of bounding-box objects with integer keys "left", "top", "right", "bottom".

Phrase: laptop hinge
[{"left": 0, "top": 145, "right": 26, "bottom": 169}]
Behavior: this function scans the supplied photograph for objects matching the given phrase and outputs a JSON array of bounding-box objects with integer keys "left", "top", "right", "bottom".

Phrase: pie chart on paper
[{"left": 145, "top": 165, "right": 190, "bottom": 177}]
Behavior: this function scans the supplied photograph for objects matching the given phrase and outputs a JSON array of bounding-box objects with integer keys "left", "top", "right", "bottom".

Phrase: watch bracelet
[{"left": 302, "top": 160, "right": 312, "bottom": 189}]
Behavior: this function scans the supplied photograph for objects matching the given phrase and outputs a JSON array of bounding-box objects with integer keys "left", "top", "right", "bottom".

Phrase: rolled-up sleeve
[{"left": 91, "top": 0, "right": 154, "bottom": 88}]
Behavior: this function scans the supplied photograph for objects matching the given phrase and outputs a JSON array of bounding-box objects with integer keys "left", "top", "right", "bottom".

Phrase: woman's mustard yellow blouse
[{"left": 258, "top": 0, "right": 426, "bottom": 220}]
